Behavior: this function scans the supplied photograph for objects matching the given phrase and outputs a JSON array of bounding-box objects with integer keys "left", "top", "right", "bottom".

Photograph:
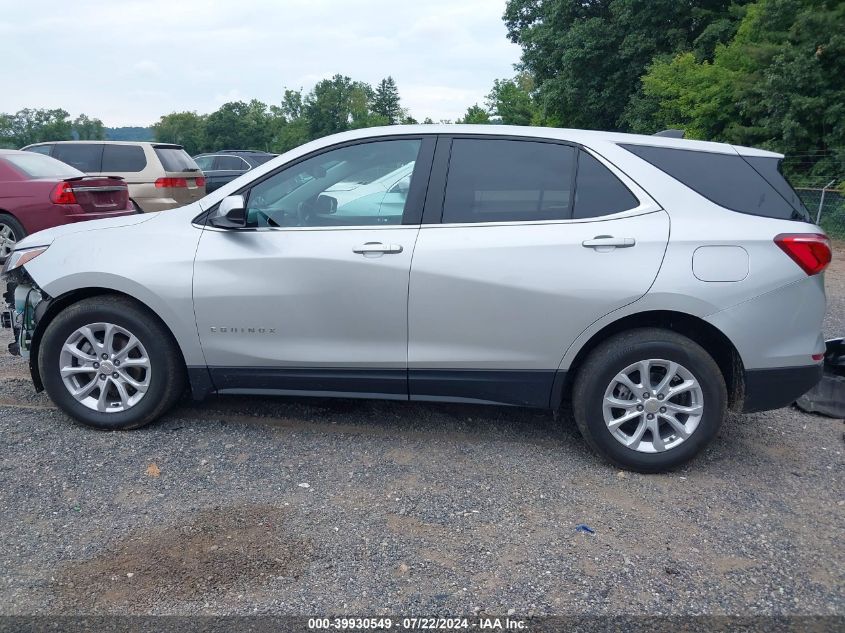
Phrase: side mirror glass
[
  {"left": 209, "top": 195, "right": 247, "bottom": 229},
  {"left": 315, "top": 194, "right": 338, "bottom": 215}
]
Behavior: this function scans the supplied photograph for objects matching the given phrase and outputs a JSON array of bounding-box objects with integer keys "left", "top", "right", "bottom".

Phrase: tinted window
[
  {"left": 251, "top": 154, "right": 275, "bottom": 166},
  {"left": 3, "top": 153, "right": 84, "bottom": 179},
  {"left": 52, "top": 144, "right": 103, "bottom": 172},
  {"left": 621, "top": 144, "right": 803, "bottom": 221},
  {"left": 102, "top": 144, "right": 147, "bottom": 172},
  {"left": 574, "top": 151, "right": 639, "bottom": 218},
  {"left": 443, "top": 139, "right": 575, "bottom": 223},
  {"left": 743, "top": 156, "right": 809, "bottom": 219},
  {"left": 154, "top": 146, "right": 199, "bottom": 173},
  {"left": 25, "top": 145, "right": 53, "bottom": 156},
  {"left": 194, "top": 155, "right": 214, "bottom": 171},
  {"left": 245, "top": 139, "right": 421, "bottom": 228},
  {"left": 217, "top": 155, "right": 249, "bottom": 171}
]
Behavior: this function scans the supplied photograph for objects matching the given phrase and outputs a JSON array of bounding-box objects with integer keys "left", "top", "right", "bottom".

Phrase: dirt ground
[{"left": 0, "top": 246, "right": 842, "bottom": 620}]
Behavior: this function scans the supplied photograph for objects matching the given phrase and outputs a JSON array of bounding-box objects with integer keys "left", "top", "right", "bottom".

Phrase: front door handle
[
  {"left": 353, "top": 242, "right": 404, "bottom": 255},
  {"left": 582, "top": 236, "right": 636, "bottom": 249}
]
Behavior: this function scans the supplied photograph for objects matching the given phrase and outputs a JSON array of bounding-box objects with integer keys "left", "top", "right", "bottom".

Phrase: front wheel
[
  {"left": 39, "top": 295, "right": 185, "bottom": 430},
  {"left": 572, "top": 328, "right": 726, "bottom": 473}
]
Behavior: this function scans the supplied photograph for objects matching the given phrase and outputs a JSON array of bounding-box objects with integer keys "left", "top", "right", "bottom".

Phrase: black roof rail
[{"left": 654, "top": 129, "right": 685, "bottom": 138}]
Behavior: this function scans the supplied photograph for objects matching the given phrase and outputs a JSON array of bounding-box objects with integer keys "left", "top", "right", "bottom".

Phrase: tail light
[
  {"left": 195, "top": 176, "right": 206, "bottom": 187},
  {"left": 774, "top": 233, "right": 832, "bottom": 275},
  {"left": 155, "top": 177, "right": 188, "bottom": 188},
  {"left": 50, "top": 182, "right": 77, "bottom": 205}
]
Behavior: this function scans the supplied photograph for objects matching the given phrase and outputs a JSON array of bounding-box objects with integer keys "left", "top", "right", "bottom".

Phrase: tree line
[{"left": 1, "top": 0, "right": 841, "bottom": 186}]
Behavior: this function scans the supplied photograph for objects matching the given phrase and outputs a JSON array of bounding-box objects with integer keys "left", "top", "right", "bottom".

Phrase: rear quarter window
[
  {"left": 573, "top": 151, "right": 639, "bottom": 218},
  {"left": 154, "top": 146, "right": 199, "bottom": 173},
  {"left": 102, "top": 144, "right": 147, "bottom": 172},
  {"left": 52, "top": 143, "right": 103, "bottom": 173},
  {"left": 620, "top": 144, "right": 808, "bottom": 221}
]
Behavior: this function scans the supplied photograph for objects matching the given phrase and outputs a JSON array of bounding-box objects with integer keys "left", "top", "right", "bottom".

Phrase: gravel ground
[{"left": 0, "top": 247, "right": 842, "bottom": 618}]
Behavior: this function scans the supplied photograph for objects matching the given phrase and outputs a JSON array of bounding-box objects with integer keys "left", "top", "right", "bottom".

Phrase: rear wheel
[
  {"left": 0, "top": 214, "right": 26, "bottom": 260},
  {"left": 39, "top": 295, "right": 185, "bottom": 430},
  {"left": 572, "top": 328, "right": 726, "bottom": 472}
]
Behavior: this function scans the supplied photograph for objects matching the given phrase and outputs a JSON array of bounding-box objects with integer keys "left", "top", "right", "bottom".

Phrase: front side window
[
  {"left": 244, "top": 139, "right": 421, "bottom": 228},
  {"left": 442, "top": 139, "right": 576, "bottom": 223},
  {"left": 25, "top": 145, "right": 53, "bottom": 156},
  {"left": 194, "top": 155, "right": 214, "bottom": 171},
  {"left": 52, "top": 143, "right": 103, "bottom": 173}
]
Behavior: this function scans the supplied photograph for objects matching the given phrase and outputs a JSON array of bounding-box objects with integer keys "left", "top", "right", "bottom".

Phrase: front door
[{"left": 192, "top": 137, "right": 434, "bottom": 397}]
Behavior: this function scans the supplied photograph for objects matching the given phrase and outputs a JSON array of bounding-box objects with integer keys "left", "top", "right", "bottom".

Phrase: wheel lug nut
[
  {"left": 660, "top": 407, "right": 666, "bottom": 413},
  {"left": 93, "top": 362, "right": 99, "bottom": 369},
  {"left": 102, "top": 353, "right": 108, "bottom": 360},
  {"left": 99, "top": 374, "right": 106, "bottom": 380},
  {"left": 657, "top": 394, "right": 664, "bottom": 400},
  {"left": 643, "top": 392, "right": 650, "bottom": 399},
  {"left": 112, "top": 372, "right": 118, "bottom": 378},
  {"left": 114, "top": 360, "right": 120, "bottom": 366},
  {"left": 636, "top": 405, "right": 644, "bottom": 411},
  {"left": 647, "top": 413, "right": 654, "bottom": 420}
]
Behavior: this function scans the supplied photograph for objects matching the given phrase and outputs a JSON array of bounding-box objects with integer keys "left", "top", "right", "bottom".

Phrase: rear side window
[
  {"left": 52, "top": 144, "right": 103, "bottom": 172},
  {"left": 216, "top": 155, "right": 249, "bottom": 171},
  {"left": 154, "top": 146, "right": 199, "bottom": 173},
  {"left": 102, "top": 145, "right": 147, "bottom": 172},
  {"left": 3, "top": 153, "right": 84, "bottom": 179},
  {"left": 443, "top": 139, "right": 575, "bottom": 223},
  {"left": 621, "top": 144, "right": 807, "bottom": 221},
  {"left": 574, "top": 152, "right": 639, "bottom": 218}
]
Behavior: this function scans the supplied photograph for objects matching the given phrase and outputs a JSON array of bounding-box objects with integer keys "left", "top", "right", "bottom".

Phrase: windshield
[{"left": 3, "top": 153, "right": 85, "bottom": 179}]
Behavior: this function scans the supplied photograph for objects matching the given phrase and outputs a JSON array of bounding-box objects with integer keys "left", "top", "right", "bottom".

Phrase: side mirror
[{"left": 209, "top": 195, "right": 247, "bottom": 229}]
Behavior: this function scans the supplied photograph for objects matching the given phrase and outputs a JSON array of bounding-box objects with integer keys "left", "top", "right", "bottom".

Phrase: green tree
[
  {"left": 372, "top": 76, "right": 403, "bottom": 124},
  {"left": 0, "top": 108, "right": 73, "bottom": 147},
  {"left": 503, "top": 0, "right": 748, "bottom": 130},
  {"left": 487, "top": 72, "right": 536, "bottom": 125},
  {"left": 305, "top": 75, "right": 375, "bottom": 138},
  {"left": 153, "top": 111, "right": 207, "bottom": 154},
  {"left": 204, "top": 100, "right": 275, "bottom": 151},
  {"left": 73, "top": 114, "right": 106, "bottom": 140},
  {"left": 460, "top": 104, "right": 491, "bottom": 124}
]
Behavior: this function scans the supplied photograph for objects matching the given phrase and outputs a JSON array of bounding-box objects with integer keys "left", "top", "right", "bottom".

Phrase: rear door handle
[
  {"left": 582, "top": 236, "right": 636, "bottom": 249},
  {"left": 352, "top": 242, "right": 403, "bottom": 255}
]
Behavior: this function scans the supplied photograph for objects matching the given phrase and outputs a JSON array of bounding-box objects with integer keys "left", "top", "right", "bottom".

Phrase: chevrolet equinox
[{"left": 2, "top": 126, "right": 831, "bottom": 472}]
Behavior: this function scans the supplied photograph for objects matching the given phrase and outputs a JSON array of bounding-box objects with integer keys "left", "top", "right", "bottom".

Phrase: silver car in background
[{"left": 1, "top": 125, "right": 830, "bottom": 471}]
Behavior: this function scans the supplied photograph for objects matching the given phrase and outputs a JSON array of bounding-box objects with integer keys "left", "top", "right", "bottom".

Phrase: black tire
[
  {"left": 38, "top": 295, "right": 185, "bottom": 430},
  {"left": 0, "top": 213, "right": 27, "bottom": 259},
  {"left": 572, "top": 328, "right": 726, "bottom": 473}
]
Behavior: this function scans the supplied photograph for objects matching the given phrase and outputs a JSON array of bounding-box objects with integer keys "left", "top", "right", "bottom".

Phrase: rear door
[
  {"left": 153, "top": 144, "right": 206, "bottom": 204},
  {"left": 192, "top": 136, "right": 435, "bottom": 396},
  {"left": 407, "top": 136, "right": 670, "bottom": 407}
]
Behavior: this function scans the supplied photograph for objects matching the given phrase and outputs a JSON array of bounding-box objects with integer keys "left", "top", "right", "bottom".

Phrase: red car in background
[{"left": 0, "top": 149, "right": 135, "bottom": 260}]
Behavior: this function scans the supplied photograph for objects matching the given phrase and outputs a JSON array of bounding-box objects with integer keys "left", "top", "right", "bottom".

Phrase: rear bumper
[{"left": 743, "top": 364, "right": 824, "bottom": 413}]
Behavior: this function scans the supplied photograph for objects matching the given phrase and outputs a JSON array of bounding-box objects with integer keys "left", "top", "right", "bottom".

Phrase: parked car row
[
  {"left": 22, "top": 141, "right": 206, "bottom": 213},
  {"left": 0, "top": 141, "right": 275, "bottom": 258}
]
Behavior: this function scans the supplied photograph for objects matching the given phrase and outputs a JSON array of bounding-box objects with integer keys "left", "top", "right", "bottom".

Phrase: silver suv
[{"left": 2, "top": 126, "right": 830, "bottom": 472}]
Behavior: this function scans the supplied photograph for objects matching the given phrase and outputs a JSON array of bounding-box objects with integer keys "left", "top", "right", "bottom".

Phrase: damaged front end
[{"left": 2, "top": 268, "right": 50, "bottom": 359}]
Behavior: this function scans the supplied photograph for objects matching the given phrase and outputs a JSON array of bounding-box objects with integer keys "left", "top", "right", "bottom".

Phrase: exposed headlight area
[
  {"left": 1, "top": 245, "right": 50, "bottom": 275},
  {"left": 2, "top": 250, "right": 49, "bottom": 358}
]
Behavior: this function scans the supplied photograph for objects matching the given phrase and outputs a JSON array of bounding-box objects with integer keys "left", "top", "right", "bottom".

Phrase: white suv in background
[{"left": 3, "top": 125, "right": 830, "bottom": 471}]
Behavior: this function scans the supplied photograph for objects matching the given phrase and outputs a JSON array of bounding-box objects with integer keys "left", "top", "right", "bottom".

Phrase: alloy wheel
[
  {"left": 0, "top": 222, "right": 16, "bottom": 259},
  {"left": 59, "top": 322, "right": 151, "bottom": 413},
  {"left": 602, "top": 358, "right": 704, "bottom": 453}
]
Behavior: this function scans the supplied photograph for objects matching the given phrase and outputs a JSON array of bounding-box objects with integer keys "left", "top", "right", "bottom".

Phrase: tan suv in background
[{"left": 21, "top": 141, "right": 206, "bottom": 212}]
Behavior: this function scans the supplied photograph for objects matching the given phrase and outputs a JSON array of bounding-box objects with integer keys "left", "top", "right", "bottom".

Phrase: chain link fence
[{"left": 796, "top": 186, "right": 844, "bottom": 239}]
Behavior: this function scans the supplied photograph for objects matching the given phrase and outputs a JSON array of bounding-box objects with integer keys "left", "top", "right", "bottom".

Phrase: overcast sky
[{"left": 0, "top": 0, "right": 521, "bottom": 127}]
